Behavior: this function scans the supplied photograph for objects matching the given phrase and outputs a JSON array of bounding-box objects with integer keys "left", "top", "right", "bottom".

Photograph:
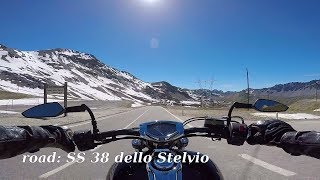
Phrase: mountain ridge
[
  {"left": 1, "top": 44, "right": 319, "bottom": 103},
  {"left": 0, "top": 44, "right": 196, "bottom": 102}
]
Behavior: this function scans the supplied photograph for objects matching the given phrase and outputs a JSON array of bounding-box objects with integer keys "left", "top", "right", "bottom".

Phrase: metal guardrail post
[
  {"left": 44, "top": 83, "right": 47, "bottom": 104},
  {"left": 64, "top": 82, "right": 68, "bottom": 116}
]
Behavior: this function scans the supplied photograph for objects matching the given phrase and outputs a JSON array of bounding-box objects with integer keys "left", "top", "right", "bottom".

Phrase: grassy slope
[
  {"left": 219, "top": 92, "right": 320, "bottom": 113},
  {"left": 287, "top": 99, "right": 320, "bottom": 113}
]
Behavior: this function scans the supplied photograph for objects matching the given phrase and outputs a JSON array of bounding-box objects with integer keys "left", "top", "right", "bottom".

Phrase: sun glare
[{"left": 144, "top": 0, "right": 159, "bottom": 4}]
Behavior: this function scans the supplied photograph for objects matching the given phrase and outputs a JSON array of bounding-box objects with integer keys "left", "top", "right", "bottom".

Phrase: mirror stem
[
  {"left": 227, "top": 102, "right": 252, "bottom": 126},
  {"left": 80, "top": 104, "right": 99, "bottom": 136}
]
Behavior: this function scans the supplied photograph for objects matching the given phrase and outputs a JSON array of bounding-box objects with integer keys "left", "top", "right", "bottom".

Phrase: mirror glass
[
  {"left": 22, "top": 102, "right": 64, "bottom": 118},
  {"left": 253, "top": 99, "right": 288, "bottom": 112}
]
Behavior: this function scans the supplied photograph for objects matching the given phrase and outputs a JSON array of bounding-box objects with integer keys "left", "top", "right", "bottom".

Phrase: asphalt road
[{"left": 0, "top": 106, "right": 319, "bottom": 180}]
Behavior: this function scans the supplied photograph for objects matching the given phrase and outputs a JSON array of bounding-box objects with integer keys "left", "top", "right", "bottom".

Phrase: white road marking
[
  {"left": 89, "top": 109, "right": 149, "bottom": 152},
  {"left": 123, "top": 110, "right": 149, "bottom": 129},
  {"left": 38, "top": 161, "right": 76, "bottom": 179},
  {"left": 239, "top": 154, "right": 297, "bottom": 177},
  {"left": 160, "top": 106, "right": 193, "bottom": 128},
  {"left": 68, "top": 121, "right": 92, "bottom": 128},
  {"left": 68, "top": 109, "right": 137, "bottom": 128},
  {"left": 39, "top": 109, "right": 149, "bottom": 179}
]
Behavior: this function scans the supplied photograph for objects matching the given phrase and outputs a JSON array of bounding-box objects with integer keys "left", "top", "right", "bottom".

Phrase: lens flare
[{"left": 144, "top": 0, "right": 158, "bottom": 3}]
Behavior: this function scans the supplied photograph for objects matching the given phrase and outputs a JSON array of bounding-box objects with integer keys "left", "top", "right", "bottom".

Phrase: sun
[
  {"left": 138, "top": 0, "right": 163, "bottom": 8},
  {"left": 144, "top": 0, "right": 159, "bottom": 4}
]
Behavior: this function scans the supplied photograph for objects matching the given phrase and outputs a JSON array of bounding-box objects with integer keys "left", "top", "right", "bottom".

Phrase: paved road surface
[{"left": 0, "top": 106, "right": 319, "bottom": 180}]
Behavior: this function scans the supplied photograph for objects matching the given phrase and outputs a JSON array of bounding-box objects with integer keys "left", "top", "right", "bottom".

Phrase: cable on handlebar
[
  {"left": 97, "top": 136, "right": 145, "bottom": 145},
  {"left": 183, "top": 117, "right": 208, "bottom": 126},
  {"left": 95, "top": 129, "right": 140, "bottom": 141}
]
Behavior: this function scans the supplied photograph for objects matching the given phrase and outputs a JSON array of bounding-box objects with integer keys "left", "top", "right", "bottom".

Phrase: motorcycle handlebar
[
  {"left": 95, "top": 129, "right": 140, "bottom": 141},
  {"left": 93, "top": 126, "right": 227, "bottom": 142},
  {"left": 74, "top": 126, "right": 230, "bottom": 151},
  {"left": 184, "top": 127, "right": 228, "bottom": 139}
]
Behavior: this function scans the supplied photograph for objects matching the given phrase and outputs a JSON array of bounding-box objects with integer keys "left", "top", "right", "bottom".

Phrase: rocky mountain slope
[
  {"left": 0, "top": 44, "right": 193, "bottom": 102},
  {"left": 219, "top": 81, "right": 320, "bottom": 104},
  {"left": 256, "top": 80, "right": 320, "bottom": 98},
  {"left": 1, "top": 44, "right": 319, "bottom": 104}
]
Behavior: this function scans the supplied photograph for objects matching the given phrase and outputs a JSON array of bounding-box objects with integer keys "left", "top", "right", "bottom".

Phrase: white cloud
[{"left": 150, "top": 38, "right": 159, "bottom": 49}]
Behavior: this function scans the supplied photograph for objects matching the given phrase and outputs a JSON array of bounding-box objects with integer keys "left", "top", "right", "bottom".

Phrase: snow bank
[
  {"left": 0, "top": 110, "right": 19, "bottom": 114},
  {"left": 0, "top": 98, "right": 63, "bottom": 106},
  {"left": 181, "top": 101, "right": 201, "bottom": 105},
  {"left": 131, "top": 102, "right": 144, "bottom": 108},
  {"left": 252, "top": 112, "right": 320, "bottom": 120},
  {"left": 0, "top": 80, "right": 43, "bottom": 97}
]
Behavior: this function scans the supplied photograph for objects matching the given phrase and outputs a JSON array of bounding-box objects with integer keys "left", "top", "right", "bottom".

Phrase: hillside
[
  {"left": 1, "top": 44, "right": 319, "bottom": 105},
  {"left": 0, "top": 44, "right": 197, "bottom": 103}
]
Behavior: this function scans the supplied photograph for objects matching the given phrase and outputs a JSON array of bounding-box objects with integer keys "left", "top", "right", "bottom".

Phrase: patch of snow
[
  {"left": 119, "top": 71, "right": 134, "bottom": 80},
  {"left": 252, "top": 112, "right": 320, "bottom": 120},
  {"left": 0, "top": 110, "right": 19, "bottom": 114},
  {"left": 314, "top": 109, "right": 320, "bottom": 112},
  {"left": 123, "top": 88, "right": 153, "bottom": 101},
  {"left": 0, "top": 80, "right": 43, "bottom": 96},
  {"left": 131, "top": 102, "right": 144, "bottom": 108},
  {"left": 181, "top": 101, "right": 201, "bottom": 105},
  {"left": 0, "top": 51, "right": 8, "bottom": 56},
  {"left": 186, "top": 91, "right": 200, "bottom": 100},
  {"left": 184, "top": 106, "right": 197, "bottom": 108},
  {"left": 60, "top": 50, "right": 93, "bottom": 60},
  {"left": 0, "top": 98, "right": 63, "bottom": 106},
  {"left": 68, "top": 82, "right": 120, "bottom": 101}
]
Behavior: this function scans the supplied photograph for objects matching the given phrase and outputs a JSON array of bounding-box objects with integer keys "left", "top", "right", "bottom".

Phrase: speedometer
[
  {"left": 147, "top": 123, "right": 177, "bottom": 137},
  {"left": 139, "top": 121, "right": 184, "bottom": 142}
]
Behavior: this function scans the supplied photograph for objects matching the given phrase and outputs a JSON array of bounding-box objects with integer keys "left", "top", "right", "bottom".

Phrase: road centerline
[
  {"left": 160, "top": 106, "right": 193, "bottom": 128},
  {"left": 68, "top": 108, "right": 138, "bottom": 128}
]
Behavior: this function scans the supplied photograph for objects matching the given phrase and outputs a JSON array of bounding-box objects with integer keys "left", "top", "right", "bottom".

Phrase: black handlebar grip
[{"left": 96, "top": 129, "right": 140, "bottom": 140}]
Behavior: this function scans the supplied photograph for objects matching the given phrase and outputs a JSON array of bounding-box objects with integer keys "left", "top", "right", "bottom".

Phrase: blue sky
[{"left": 1, "top": 0, "right": 320, "bottom": 91}]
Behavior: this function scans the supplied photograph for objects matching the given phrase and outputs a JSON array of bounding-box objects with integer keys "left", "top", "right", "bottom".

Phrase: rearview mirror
[
  {"left": 253, "top": 99, "right": 288, "bottom": 112},
  {"left": 22, "top": 102, "right": 65, "bottom": 118}
]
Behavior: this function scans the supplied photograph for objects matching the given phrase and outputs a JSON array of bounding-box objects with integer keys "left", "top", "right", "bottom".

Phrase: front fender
[{"left": 106, "top": 151, "right": 224, "bottom": 180}]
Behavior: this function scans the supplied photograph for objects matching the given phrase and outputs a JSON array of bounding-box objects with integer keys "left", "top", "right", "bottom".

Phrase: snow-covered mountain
[
  {"left": 151, "top": 81, "right": 192, "bottom": 101},
  {"left": 185, "top": 89, "right": 225, "bottom": 100},
  {"left": 6, "top": 44, "right": 317, "bottom": 105},
  {"left": 0, "top": 44, "right": 159, "bottom": 102},
  {"left": 0, "top": 44, "right": 196, "bottom": 102}
]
